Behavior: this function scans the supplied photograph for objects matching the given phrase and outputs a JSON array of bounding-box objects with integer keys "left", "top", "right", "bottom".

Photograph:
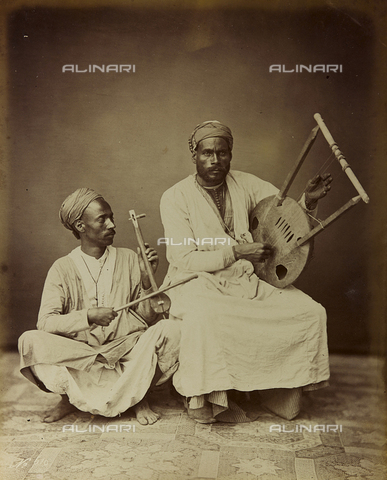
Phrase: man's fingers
[
  {"left": 104, "top": 308, "right": 118, "bottom": 323},
  {"left": 258, "top": 245, "right": 272, "bottom": 260},
  {"left": 322, "top": 177, "right": 333, "bottom": 189},
  {"left": 321, "top": 172, "right": 333, "bottom": 181},
  {"left": 307, "top": 173, "right": 332, "bottom": 190},
  {"left": 309, "top": 174, "right": 321, "bottom": 185},
  {"left": 146, "top": 250, "right": 159, "bottom": 268},
  {"left": 143, "top": 246, "right": 158, "bottom": 262},
  {"left": 321, "top": 179, "right": 332, "bottom": 196}
]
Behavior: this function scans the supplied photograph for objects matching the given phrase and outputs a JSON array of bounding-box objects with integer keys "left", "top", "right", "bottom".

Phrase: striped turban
[
  {"left": 59, "top": 188, "right": 103, "bottom": 237},
  {"left": 188, "top": 121, "right": 233, "bottom": 154}
]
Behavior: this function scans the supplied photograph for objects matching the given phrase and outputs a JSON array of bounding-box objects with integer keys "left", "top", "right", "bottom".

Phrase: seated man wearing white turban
[
  {"left": 18, "top": 188, "right": 180, "bottom": 425},
  {"left": 160, "top": 121, "right": 332, "bottom": 424}
]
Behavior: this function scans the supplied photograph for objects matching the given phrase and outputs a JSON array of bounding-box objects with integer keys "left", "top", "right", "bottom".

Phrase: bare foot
[
  {"left": 133, "top": 398, "right": 160, "bottom": 425},
  {"left": 43, "top": 395, "right": 76, "bottom": 423}
]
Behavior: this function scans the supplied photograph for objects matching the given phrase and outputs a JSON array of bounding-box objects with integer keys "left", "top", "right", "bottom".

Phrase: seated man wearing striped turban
[
  {"left": 160, "top": 121, "right": 332, "bottom": 423},
  {"left": 18, "top": 188, "right": 180, "bottom": 425}
]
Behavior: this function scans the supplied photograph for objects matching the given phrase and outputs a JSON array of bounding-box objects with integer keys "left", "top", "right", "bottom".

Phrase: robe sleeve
[
  {"left": 37, "top": 262, "right": 90, "bottom": 336},
  {"left": 160, "top": 187, "right": 235, "bottom": 273},
  {"left": 299, "top": 193, "right": 318, "bottom": 214},
  {"left": 243, "top": 173, "right": 279, "bottom": 215}
]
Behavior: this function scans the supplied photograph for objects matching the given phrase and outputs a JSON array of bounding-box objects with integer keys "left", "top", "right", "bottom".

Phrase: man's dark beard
[{"left": 196, "top": 163, "right": 230, "bottom": 186}]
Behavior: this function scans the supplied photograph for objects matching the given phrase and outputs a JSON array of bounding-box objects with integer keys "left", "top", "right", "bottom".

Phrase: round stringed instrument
[
  {"left": 248, "top": 113, "right": 369, "bottom": 289},
  {"left": 249, "top": 196, "right": 314, "bottom": 288},
  {"left": 124, "top": 210, "right": 198, "bottom": 317}
]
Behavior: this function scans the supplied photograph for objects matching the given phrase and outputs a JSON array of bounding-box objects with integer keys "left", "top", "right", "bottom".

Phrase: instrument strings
[
  {"left": 264, "top": 151, "right": 336, "bottom": 251},
  {"left": 296, "top": 150, "right": 335, "bottom": 203}
]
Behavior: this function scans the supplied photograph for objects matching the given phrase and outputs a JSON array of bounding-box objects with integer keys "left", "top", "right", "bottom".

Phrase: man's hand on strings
[
  {"left": 304, "top": 173, "right": 333, "bottom": 210},
  {"left": 233, "top": 242, "right": 272, "bottom": 263},
  {"left": 138, "top": 243, "right": 159, "bottom": 289},
  {"left": 87, "top": 307, "right": 118, "bottom": 326}
]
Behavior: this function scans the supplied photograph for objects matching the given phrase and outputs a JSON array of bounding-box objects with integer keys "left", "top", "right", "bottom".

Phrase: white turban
[
  {"left": 59, "top": 188, "right": 103, "bottom": 234},
  {"left": 188, "top": 120, "right": 233, "bottom": 154}
]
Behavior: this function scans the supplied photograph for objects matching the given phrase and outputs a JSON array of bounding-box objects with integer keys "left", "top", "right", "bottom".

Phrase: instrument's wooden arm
[
  {"left": 314, "top": 113, "right": 370, "bottom": 204},
  {"left": 297, "top": 195, "right": 362, "bottom": 246},
  {"left": 276, "top": 125, "right": 320, "bottom": 206},
  {"left": 129, "top": 210, "right": 159, "bottom": 291}
]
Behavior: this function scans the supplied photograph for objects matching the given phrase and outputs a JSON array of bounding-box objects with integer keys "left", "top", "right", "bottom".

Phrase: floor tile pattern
[{"left": 0, "top": 352, "right": 385, "bottom": 479}]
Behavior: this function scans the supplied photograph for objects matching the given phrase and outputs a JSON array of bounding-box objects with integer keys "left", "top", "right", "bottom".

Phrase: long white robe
[
  {"left": 160, "top": 171, "right": 329, "bottom": 399},
  {"left": 18, "top": 247, "right": 180, "bottom": 417}
]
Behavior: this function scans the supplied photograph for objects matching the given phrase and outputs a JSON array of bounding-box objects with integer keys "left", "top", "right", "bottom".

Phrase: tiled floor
[{"left": 0, "top": 352, "right": 385, "bottom": 479}]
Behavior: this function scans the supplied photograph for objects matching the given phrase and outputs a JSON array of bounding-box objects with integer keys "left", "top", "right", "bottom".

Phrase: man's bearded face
[
  {"left": 193, "top": 137, "right": 232, "bottom": 187},
  {"left": 77, "top": 199, "right": 116, "bottom": 248}
]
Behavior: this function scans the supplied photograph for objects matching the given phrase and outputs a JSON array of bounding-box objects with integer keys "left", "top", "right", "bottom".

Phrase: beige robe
[
  {"left": 18, "top": 247, "right": 180, "bottom": 417},
  {"left": 160, "top": 171, "right": 329, "bottom": 399}
]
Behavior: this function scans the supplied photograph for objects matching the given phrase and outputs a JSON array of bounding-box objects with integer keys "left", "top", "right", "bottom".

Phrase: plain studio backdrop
[{"left": 1, "top": 4, "right": 385, "bottom": 357}]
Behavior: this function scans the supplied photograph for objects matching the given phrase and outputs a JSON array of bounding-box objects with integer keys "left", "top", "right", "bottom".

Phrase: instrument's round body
[
  {"left": 249, "top": 195, "right": 314, "bottom": 288},
  {"left": 150, "top": 293, "right": 171, "bottom": 314}
]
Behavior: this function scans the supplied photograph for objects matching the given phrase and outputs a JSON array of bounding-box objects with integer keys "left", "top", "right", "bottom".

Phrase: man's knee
[
  {"left": 18, "top": 330, "right": 63, "bottom": 358},
  {"left": 150, "top": 320, "right": 181, "bottom": 370},
  {"left": 18, "top": 330, "right": 42, "bottom": 353},
  {"left": 154, "top": 319, "right": 181, "bottom": 343}
]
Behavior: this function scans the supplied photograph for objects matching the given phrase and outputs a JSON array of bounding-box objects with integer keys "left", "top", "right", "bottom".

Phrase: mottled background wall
[{"left": 2, "top": 5, "right": 382, "bottom": 354}]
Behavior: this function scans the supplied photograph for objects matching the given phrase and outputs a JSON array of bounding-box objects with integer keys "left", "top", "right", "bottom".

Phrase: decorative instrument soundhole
[
  {"left": 249, "top": 195, "right": 314, "bottom": 288},
  {"left": 275, "top": 217, "right": 294, "bottom": 243}
]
